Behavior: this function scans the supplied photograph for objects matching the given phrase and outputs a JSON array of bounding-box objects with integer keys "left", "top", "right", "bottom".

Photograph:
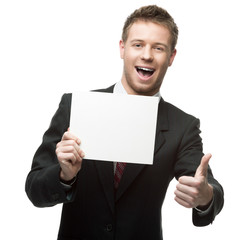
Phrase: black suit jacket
[{"left": 25, "top": 85, "right": 224, "bottom": 240}]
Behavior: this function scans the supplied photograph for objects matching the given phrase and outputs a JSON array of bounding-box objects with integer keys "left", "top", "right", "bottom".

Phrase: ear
[
  {"left": 119, "top": 40, "right": 125, "bottom": 59},
  {"left": 169, "top": 49, "right": 177, "bottom": 66}
]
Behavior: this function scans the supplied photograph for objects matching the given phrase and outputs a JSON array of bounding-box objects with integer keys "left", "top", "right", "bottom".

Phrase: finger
[
  {"left": 178, "top": 176, "right": 200, "bottom": 188},
  {"left": 174, "top": 196, "right": 193, "bottom": 208},
  {"left": 194, "top": 153, "right": 212, "bottom": 178},
  {"left": 57, "top": 139, "right": 80, "bottom": 148},
  {"left": 174, "top": 189, "right": 196, "bottom": 208},
  {"left": 61, "top": 131, "right": 81, "bottom": 145},
  {"left": 62, "top": 131, "right": 81, "bottom": 145},
  {"left": 56, "top": 145, "right": 82, "bottom": 164},
  {"left": 79, "top": 149, "right": 85, "bottom": 159},
  {"left": 57, "top": 152, "right": 78, "bottom": 164},
  {"left": 176, "top": 181, "right": 200, "bottom": 196},
  {"left": 56, "top": 137, "right": 85, "bottom": 163}
]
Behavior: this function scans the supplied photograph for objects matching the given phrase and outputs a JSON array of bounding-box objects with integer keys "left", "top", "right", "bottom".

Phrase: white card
[{"left": 70, "top": 91, "right": 159, "bottom": 164}]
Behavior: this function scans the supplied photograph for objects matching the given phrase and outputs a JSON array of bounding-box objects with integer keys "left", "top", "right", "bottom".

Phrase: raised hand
[
  {"left": 174, "top": 154, "right": 213, "bottom": 209},
  {"left": 56, "top": 130, "right": 85, "bottom": 181}
]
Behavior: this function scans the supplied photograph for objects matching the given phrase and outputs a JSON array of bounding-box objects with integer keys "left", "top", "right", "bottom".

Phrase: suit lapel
[
  {"left": 95, "top": 161, "right": 115, "bottom": 214},
  {"left": 93, "top": 84, "right": 115, "bottom": 93},
  {"left": 115, "top": 163, "right": 145, "bottom": 201},
  {"left": 154, "top": 98, "right": 168, "bottom": 154}
]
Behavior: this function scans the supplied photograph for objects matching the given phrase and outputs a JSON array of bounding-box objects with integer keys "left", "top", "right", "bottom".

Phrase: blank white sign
[{"left": 70, "top": 91, "right": 159, "bottom": 164}]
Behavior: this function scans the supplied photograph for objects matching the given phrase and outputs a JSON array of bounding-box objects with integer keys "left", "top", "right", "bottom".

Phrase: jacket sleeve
[
  {"left": 174, "top": 116, "right": 224, "bottom": 226},
  {"left": 25, "top": 93, "right": 75, "bottom": 207}
]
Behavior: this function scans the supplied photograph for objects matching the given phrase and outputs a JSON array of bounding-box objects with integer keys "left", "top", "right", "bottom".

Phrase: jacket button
[{"left": 105, "top": 224, "right": 113, "bottom": 232}]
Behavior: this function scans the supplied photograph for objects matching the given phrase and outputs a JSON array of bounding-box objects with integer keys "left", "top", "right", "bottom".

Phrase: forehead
[{"left": 127, "top": 20, "right": 171, "bottom": 44}]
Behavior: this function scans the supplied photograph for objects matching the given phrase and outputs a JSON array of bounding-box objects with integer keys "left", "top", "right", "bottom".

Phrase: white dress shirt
[{"left": 113, "top": 81, "right": 161, "bottom": 101}]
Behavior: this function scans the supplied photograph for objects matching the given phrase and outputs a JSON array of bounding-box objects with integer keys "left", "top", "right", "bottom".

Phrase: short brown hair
[{"left": 122, "top": 5, "right": 179, "bottom": 51}]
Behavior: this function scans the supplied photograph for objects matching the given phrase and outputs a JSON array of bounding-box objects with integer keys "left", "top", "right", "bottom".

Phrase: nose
[{"left": 141, "top": 46, "right": 153, "bottom": 61}]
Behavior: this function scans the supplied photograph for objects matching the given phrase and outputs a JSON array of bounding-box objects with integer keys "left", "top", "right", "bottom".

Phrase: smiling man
[
  {"left": 120, "top": 20, "right": 176, "bottom": 96},
  {"left": 26, "top": 5, "right": 224, "bottom": 240}
]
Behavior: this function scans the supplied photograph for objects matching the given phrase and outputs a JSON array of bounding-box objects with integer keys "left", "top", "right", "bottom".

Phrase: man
[{"left": 26, "top": 5, "right": 224, "bottom": 240}]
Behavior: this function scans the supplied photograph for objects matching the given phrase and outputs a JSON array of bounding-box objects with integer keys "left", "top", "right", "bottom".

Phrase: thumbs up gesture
[{"left": 174, "top": 154, "right": 214, "bottom": 209}]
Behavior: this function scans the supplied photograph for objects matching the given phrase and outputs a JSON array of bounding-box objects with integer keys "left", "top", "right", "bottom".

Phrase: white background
[{"left": 1, "top": 0, "right": 239, "bottom": 239}]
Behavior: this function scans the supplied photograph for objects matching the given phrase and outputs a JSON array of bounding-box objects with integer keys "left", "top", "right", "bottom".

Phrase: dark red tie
[{"left": 114, "top": 162, "right": 126, "bottom": 189}]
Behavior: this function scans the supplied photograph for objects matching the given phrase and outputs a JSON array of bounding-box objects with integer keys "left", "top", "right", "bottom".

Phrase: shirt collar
[{"left": 113, "top": 81, "right": 161, "bottom": 101}]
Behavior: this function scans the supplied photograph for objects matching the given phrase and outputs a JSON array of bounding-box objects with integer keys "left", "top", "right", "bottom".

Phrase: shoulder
[
  {"left": 61, "top": 93, "right": 72, "bottom": 102},
  {"left": 161, "top": 99, "right": 200, "bottom": 129},
  {"left": 164, "top": 99, "right": 196, "bottom": 118},
  {"left": 91, "top": 84, "right": 115, "bottom": 93},
  {"left": 56, "top": 93, "right": 72, "bottom": 111},
  {"left": 59, "top": 84, "right": 115, "bottom": 108}
]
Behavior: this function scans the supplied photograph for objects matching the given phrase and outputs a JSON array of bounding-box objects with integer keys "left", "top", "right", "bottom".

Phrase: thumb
[{"left": 194, "top": 153, "right": 212, "bottom": 178}]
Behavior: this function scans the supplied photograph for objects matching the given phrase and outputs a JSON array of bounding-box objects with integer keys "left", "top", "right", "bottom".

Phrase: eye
[
  {"left": 135, "top": 44, "right": 142, "bottom": 48},
  {"left": 155, "top": 46, "right": 164, "bottom": 51}
]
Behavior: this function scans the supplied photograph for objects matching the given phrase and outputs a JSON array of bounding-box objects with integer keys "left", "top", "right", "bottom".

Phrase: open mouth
[{"left": 136, "top": 67, "right": 155, "bottom": 78}]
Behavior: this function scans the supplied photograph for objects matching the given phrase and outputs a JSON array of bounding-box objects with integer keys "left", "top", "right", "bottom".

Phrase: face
[{"left": 120, "top": 20, "right": 177, "bottom": 96}]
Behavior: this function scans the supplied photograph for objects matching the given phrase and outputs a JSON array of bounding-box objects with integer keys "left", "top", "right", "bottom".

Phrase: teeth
[{"left": 137, "top": 67, "right": 154, "bottom": 72}]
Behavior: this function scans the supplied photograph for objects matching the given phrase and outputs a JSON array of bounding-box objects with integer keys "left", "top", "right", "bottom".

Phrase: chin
[{"left": 131, "top": 82, "right": 159, "bottom": 96}]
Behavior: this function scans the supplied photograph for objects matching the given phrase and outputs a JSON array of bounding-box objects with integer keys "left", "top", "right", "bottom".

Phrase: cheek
[
  {"left": 155, "top": 63, "right": 169, "bottom": 79},
  {"left": 123, "top": 54, "right": 135, "bottom": 68},
  {"left": 120, "top": 49, "right": 124, "bottom": 59},
  {"left": 124, "top": 48, "right": 139, "bottom": 61},
  {"left": 158, "top": 57, "right": 170, "bottom": 70}
]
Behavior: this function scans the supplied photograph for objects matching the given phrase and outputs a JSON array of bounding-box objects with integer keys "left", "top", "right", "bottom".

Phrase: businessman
[{"left": 26, "top": 5, "right": 224, "bottom": 240}]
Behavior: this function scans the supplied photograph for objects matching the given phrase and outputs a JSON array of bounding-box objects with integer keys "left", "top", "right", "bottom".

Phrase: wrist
[
  {"left": 198, "top": 184, "right": 214, "bottom": 210},
  {"left": 60, "top": 170, "right": 77, "bottom": 186},
  {"left": 60, "top": 175, "right": 77, "bottom": 186},
  {"left": 196, "top": 199, "right": 212, "bottom": 211}
]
